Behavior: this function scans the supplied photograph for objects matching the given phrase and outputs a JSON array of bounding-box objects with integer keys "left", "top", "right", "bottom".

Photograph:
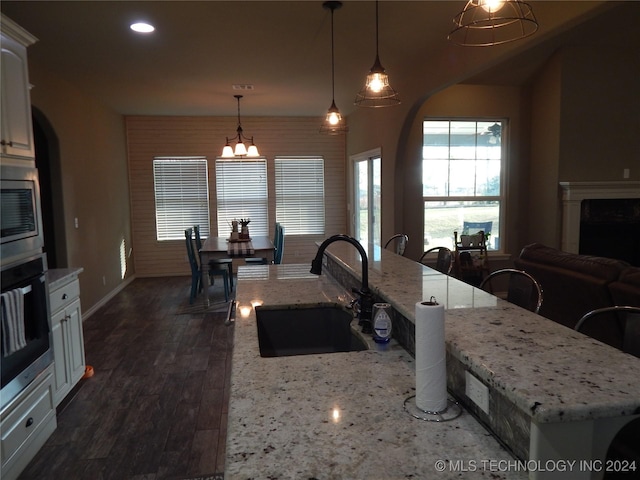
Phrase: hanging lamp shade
[
  {"left": 354, "top": 0, "right": 400, "bottom": 108},
  {"left": 222, "top": 143, "right": 234, "bottom": 157},
  {"left": 320, "top": 99, "right": 348, "bottom": 135},
  {"left": 448, "top": 0, "right": 538, "bottom": 47},
  {"left": 221, "top": 95, "right": 260, "bottom": 157},
  {"left": 320, "top": 1, "right": 348, "bottom": 135},
  {"left": 246, "top": 144, "right": 259, "bottom": 156}
]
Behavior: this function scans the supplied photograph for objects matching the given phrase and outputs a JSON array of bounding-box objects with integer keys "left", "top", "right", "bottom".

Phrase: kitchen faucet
[{"left": 310, "top": 234, "right": 373, "bottom": 333}]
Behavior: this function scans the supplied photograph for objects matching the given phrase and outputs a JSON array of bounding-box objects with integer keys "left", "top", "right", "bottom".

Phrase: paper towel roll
[{"left": 414, "top": 300, "right": 447, "bottom": 413}]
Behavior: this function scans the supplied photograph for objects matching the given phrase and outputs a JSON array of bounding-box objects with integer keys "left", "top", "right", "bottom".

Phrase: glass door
[{"left": 353, "top": 153, "right": 381, "bottom": 246}]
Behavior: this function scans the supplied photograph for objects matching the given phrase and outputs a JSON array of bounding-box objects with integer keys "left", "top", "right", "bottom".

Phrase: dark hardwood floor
[{"left": 19, "top": 276, "right": 233, "bottom": 480}]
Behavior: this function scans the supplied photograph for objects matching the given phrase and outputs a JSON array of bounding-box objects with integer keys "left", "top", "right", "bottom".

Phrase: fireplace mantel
[{"left": 559, "top": 181, "right": 640, "bottom": 253}]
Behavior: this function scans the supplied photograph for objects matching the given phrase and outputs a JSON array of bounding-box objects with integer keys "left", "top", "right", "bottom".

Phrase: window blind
[
  {"left": 215, "top": 158, "right": 268, "bottom": 236},
  {"left": 153, "top": 157, "right": 210, "bottom": 241},
  {"left": 275, "top": 157, "right": 325, "bottom": 235}
]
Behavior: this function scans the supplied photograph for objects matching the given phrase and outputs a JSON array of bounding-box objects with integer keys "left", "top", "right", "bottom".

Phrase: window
[
  {"left": 216, "top": 158, "right": 268, "bottom": 236},
  {"left": 153, "top": 157, "right": 209, "bottom": 241},
  {"left": 352, "top": 149, "right": 381, "bottom": 246},
  {"left": 275, "top": 156, "right": 325, "bottom": 235},
  {"left": 423, "top": 120, "right": 503, "bottom": 251}
]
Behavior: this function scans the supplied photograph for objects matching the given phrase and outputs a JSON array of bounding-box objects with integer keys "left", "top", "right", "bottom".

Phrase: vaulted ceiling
[{"left": 2, "top": 1, "right": 637, "bottom": 117}]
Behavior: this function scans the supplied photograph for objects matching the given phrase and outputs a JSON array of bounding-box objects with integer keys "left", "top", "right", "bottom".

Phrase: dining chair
[
  {"left": 453, "top": 230, "right": 490, "bottom": 286},
  {"left": 194, "top": 225, "right": 234, "bottom": 291},
  {"left": 479, "top": 268, "right": 543, "bottom": 314},
  {"left": 185, "top": 228, "right": 202, "bottom": 303},
  {"left": 419, "top": 247, "right": 453, "bottom": 274},
  {"left": 462, "top": 221, "right": 492, "bottom": 237},
  {"left": 575, "top": 306, "right": 640, "bottom": 358},
  {"left": 384, "top": 234, "right": 409, "bottom": 256},
  {"left": 187, "top": 228, "right": 229, "bottom": 303},
  {"left": 274, "top": 224, "right": 285, "bottom": 264},
  {"left": 185, "top": 228, "right": 200, "bottom": 303},
  {"left": 246, "top": 222, "right": 284, "bottom": 265},
  {"left": 462, "top": 221, "right": 493, "bottom": 248}
]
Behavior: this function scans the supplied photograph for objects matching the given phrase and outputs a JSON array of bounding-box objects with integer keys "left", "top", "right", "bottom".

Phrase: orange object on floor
[{"left": 83, "top": 365, "right": 94, "bottom": 378}]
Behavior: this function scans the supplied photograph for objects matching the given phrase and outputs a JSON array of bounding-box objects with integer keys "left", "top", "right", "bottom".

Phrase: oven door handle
[{"left": 4, "top": 285, "right": 32, "bottom": 294}]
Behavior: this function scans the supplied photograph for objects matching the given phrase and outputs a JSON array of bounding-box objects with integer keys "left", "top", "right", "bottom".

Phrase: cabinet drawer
[
  {"left": 49, "top": 279, "right": 80, "bottom": 313},
  {"left": 1, "top": 373, "right": 54, "bottom": 467}
]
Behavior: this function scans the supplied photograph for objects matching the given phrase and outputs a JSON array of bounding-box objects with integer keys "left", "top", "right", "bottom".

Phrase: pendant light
[
  {"left": 221, "top": 95, "right": 259, "bottom": 157},
  {"left": 320, "top": 1, "right": 348, "bottom": 135},
  {"left": 448, "top": 0, "right": 538, "bottom": 47},
  {"left": 354, "top": 0, "right": 400, "bottom": 108}
]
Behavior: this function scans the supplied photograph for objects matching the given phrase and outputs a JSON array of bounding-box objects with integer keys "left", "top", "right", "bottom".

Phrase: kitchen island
[{"left": 225, "top": 245, "right": 640, "bottom": 479}]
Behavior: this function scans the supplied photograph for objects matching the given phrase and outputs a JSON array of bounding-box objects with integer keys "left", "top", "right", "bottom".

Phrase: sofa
[{"left": 514, "top": 243, "right": 640, "bottom": 349}]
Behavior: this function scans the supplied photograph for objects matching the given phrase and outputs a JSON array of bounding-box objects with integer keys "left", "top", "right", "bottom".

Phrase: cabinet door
[
  {"left": 0, "top": 34, "right": 35, "bottom": 160},
  {"left": 66, "top": 299, "right": 86, "bottom": 385},
  {"left": 50, "top": 308, "right": 70, "bottom": 406}
]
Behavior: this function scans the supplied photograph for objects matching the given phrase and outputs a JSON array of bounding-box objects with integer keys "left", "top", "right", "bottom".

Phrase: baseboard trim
[{"left": 82, "top": 275, "right": 136, "bottom": 320}]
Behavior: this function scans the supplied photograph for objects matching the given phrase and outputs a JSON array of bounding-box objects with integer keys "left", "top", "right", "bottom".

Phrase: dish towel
[
  {"left": 227, "top": 240, "right": 255, "bottom": 256},
  {"left": 1, "top": 287, "right": 27, "bottom": 357}
]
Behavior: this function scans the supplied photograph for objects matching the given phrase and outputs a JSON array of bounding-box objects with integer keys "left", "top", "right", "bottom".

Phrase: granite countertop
[
  {"left": 46, "top": 267, "right": 84, "bottom": 291},
  {"left": 319, "top": 243, "right": 640, "bottom": 424},
  {"left": 226, "top": 264, "right": 526, "bottom": 479},
  {"left": 226, "top": 243, "right": 640, "bottom": 477}
]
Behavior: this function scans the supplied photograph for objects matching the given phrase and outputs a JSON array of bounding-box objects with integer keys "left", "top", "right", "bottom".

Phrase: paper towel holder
[
  {"left": 403, "top": 396, "right": 462, "bottom": 422},
  {"left": 422, "top": 296, "right": 438, "bottom": 307},
  {"left": 406, "top": 295, "right": 462, "bottom": 422}
]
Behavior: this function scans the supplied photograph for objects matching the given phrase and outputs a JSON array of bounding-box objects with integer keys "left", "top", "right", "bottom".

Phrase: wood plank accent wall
[{"left": 126, "top": 116, "right": 347, "bottom": 277}]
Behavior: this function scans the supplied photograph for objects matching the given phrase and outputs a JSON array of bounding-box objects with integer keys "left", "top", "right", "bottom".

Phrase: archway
[{"left": 32, "top": 107, "right": 66, "bottom": 268}]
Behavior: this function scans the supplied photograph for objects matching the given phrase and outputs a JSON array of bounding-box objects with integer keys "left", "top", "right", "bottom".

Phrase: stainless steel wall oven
[
  {"left": 1, "top": 165, "right": 44, "bottom": 264},
  {"left": 0, "top": 253, "right": 51, "bottom": 411}
]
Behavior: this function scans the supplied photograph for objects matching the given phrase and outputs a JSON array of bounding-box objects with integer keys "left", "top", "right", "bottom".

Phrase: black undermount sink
[{"left": 255, "top": 304, "right": 368, "bottom": 357}]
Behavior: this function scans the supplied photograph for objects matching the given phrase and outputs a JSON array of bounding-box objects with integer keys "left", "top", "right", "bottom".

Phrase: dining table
[
  {"left": 198, "top": 235, "right": 275, "bottom": 305},
  {"left": 200, "top": 235, "right": 275, "bottom": 271}
]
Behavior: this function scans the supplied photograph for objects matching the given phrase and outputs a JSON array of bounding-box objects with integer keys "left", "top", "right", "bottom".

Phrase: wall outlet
[
  {"left": 623, "top": 168, "right": 630, "bottom": 179},
  {"left": 102, "top": 275, "right": 106, "bottom": 286},
  {"left": 465, "top": 371, "right": 490, "bottom": 414}
]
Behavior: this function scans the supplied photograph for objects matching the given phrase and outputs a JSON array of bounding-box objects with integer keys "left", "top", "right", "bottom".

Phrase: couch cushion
[
  {"left": 518, "top": 243, "right": 629, "bottom": 283},
  {"left": 515, "top": 244, "right": 630, "bottom": 331},
  {"left": 515, "top": 258, "right": 617, "bottom": 327},
  {"left": 609, "top": 267, "right": 640, "bottom": 307},
  {"left": 515, "top": 244, "right": 636, "bottom": 349}
]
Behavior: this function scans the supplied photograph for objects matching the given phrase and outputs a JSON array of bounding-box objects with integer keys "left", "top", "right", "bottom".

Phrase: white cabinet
[
  {"left": 0, "top": 14, "right": 37, "bottom": 163},
  {"left": 49, "top": 276, "right": 86, "bottom": 407},
  {"left": 0, "top": 365, "right": 56, "bottom": 480}
]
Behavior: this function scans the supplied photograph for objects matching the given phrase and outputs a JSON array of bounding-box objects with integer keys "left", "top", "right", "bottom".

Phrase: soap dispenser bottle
[{"left": 372, "top": 303, "right": 392, "bottom": 343}]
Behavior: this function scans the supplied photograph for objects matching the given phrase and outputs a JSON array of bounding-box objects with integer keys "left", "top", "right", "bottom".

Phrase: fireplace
[{"left": 560, "top": 181, "right": 640, "bottom": 265}]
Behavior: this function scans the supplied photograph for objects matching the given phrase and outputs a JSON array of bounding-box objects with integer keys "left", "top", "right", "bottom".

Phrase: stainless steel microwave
[{"left": 0, "top": 165, "right": 44, "bottom": 263}]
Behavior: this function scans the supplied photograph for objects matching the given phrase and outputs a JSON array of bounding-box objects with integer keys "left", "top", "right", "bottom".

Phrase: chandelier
[{"left": 221, "top": 95, "right": 259, "bottom": 157}]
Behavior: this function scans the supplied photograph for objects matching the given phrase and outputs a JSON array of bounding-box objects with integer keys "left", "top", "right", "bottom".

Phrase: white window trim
[{"left": 422, "top": 119, "right": 506, "bottom": 252}]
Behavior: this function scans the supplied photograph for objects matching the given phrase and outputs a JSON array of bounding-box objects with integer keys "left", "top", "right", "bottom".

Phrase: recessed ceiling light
[{"left": 130, "top": 22, "right": 155, "bottom": 34}]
